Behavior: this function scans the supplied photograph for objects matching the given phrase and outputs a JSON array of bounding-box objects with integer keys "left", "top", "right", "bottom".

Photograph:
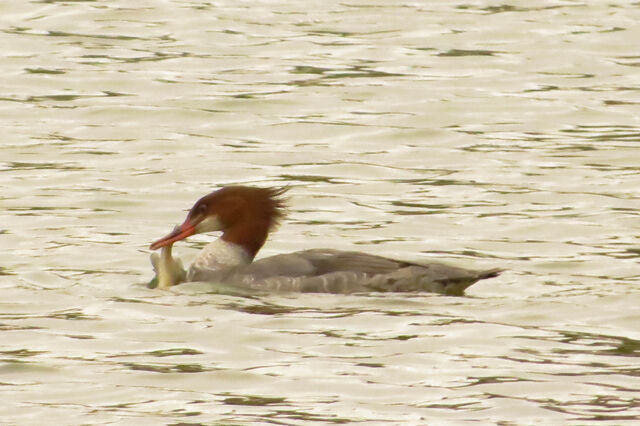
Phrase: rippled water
[{"left": 2, "top": 1, "right": 639, "bottom": 424}]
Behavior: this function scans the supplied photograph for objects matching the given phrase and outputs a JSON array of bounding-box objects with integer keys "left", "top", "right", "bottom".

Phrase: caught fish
[{"left": 148, "top": 226, "right": 186, "bottom": 289}]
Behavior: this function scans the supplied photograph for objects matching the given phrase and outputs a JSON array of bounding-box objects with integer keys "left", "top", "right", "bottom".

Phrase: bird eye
[{"left": 198, "top": 203, "right": 207, "bottom": 214}]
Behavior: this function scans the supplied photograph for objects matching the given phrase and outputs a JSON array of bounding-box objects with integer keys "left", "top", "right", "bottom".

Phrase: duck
[{"left": 148, "top": 185, "right": 501, "bottom": 295}]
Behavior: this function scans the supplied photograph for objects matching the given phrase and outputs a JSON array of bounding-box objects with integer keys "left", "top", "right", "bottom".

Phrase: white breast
[{"left": 188, "top": 238, "right": 251, "bottom": 281}]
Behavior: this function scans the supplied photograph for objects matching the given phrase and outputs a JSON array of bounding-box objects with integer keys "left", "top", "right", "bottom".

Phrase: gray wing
[
  {"left": 241, "top": 249, "right": 405, "bottom": 276},
  {"left": 222, "top": 249, "right": 502, "bottom": 295}
]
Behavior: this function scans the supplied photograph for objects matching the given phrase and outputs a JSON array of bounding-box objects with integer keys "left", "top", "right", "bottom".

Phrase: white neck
[{"left": 190, "top": 238, "right": 252, "bottom": 272}]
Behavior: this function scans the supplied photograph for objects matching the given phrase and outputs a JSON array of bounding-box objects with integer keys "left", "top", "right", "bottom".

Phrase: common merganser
[{"left": 148, "top": 186, "right": 501, "bottom": 295}]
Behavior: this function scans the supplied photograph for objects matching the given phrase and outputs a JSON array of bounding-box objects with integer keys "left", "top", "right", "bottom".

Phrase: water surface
[{"left": 1, "top": 1, "right": 639, "bottom": 424}]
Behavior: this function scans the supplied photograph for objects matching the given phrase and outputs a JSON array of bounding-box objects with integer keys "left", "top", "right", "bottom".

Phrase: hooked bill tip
[{"left": 149, "top": 223, "right": 195, "bottom": 250}]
